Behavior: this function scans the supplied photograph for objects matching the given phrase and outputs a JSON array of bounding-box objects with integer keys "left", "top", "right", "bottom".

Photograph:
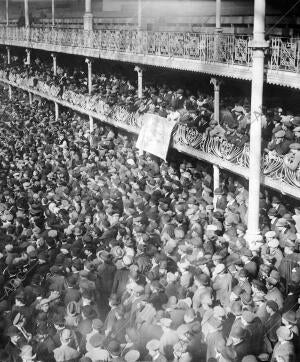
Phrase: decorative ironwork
[
  {"left": 172, "top": 124, "right": 299, "bottom": 191},
  {"left": 1, "top": 59, "right": 300, "bottom": 193},
  {"left": 269, "top": 37, "right": 300, "bottom": 72},
  {"left": 0, "top": 26, "right": 300, "bottom": 74},
  {"left": 262, "top": 152, "right": 283, "bottom": 179},
  {"left": 234, "top": 37, "right": 250, "bottom": 65},
  {"left": 184, "top": 33, "right": 200, "bottom": 59}
]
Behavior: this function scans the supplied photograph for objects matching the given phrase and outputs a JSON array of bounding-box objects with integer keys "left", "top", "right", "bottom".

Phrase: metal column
[{"left": 246, "top": 0, "right": 269, "bottom": 243}]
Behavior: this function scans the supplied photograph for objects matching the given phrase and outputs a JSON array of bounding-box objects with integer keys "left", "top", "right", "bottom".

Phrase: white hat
[
  {"left": 146, "top": 339, "right": 160, "bottom": 351},
  {"left": 268, "top": 238, "right": 279, "bottom": 248},
  {"left": 265, "top": 231, "right": 276, "bottom": 238},
  {"left": 158, "top": 318, "right": 172, "bottom": 328},
  {"left": 207, "top": 224, "right": 218, "bottom": 232}
]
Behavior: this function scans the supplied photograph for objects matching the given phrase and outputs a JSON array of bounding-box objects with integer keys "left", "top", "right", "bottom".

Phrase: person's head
[
  {"left": 40, "top": 299, "right": 49, "bottom": 313},
  {"left": 146, "top": 339, "right": 160, "bottom": 358},
  {"left": 276, "top": 326, "right": 293, "bottom": 343},
  {"left": 6, "top": 326, "right": 20, "bottom": 344},
  {"left": 274, "top": 130, "right": 285, "bottom": 144},
  {"left": 266, "top": 300, "right": 278, "bottom": 315},
  {"left": 158, "top": 318, "right": 172, "bottom": 331},
  {"left": 60, "top": 328, "right": 72, "bottom": 345}
]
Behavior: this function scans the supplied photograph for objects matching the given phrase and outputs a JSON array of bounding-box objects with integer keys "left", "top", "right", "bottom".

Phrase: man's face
[
  {"left": 266, "top": 282, "right": 273, "bottom": 290},
  {"left": 10, "top": 335, "right": 20, "bottom": 344}
]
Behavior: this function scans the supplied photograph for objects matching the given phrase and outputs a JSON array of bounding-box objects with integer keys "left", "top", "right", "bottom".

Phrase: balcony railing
[
  {"left": 0, "top": 70, "right": 299, "bottom": 198},
  {"left": 0, "top": 26, "right": 299, "bottom": 74},
  {"left": 0, "top": 27, "right": 300, "bottom": 76}
]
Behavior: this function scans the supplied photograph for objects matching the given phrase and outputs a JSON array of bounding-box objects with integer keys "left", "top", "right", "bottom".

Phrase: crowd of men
[
  {"left": 0, "top": 55, "right": 300, "bottom": 362},
  {"left": 1, "top": 53, "right": 300, "bottom": 162}
]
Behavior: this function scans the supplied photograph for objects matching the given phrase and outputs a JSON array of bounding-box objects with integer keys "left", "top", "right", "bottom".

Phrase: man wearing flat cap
[
  {"left": 145, "top": 339, "right": 167, "bottom": 362},
  {"left": 271, "top": 196, "right": 288, "bottom": 219},
  {"left": 267, "top": 130, "right": 291, "bottom": 155}
]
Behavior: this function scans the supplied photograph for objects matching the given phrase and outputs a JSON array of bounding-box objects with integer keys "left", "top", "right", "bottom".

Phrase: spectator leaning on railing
[
  {"left": 0, "top": 62, "right": 300, "bottom": 361},
  {"left": 1, "top": 53, "right": 300, "bottom": 160}
]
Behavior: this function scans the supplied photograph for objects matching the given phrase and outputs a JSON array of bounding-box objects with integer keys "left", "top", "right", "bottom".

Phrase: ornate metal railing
[
  {"left": 269, "top": 37, "right": 300, "bottom": 73},
  {"left": 0, "top": 71, "right": 299, "bottom": 194},
  {"left": 0, "top": 27, "right": 254, "bottom": 66},
  {"left": 0, "top": 27, "right": 300, "bottom": 73},
  {"left": 173, "top": 124, "right": 300, "bottom": 190}
]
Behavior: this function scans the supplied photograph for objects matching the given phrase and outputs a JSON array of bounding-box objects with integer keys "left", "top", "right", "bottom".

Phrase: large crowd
[
  {"left": 0, "top": 54, "right": 300, "bottom": 164},
  {"left": 0, "top": 55, "right": 300, "bottom": 362}
]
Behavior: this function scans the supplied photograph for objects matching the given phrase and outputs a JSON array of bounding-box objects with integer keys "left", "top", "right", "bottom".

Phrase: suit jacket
[
  {"left": 243, "top": 261, "right": 258, "bottom": 279},
  {"left": 111, "top": 268, "right": 130, "bottom": 298},
  {"left": 216, "top": 196, "right": 227, "bottom": 211},
  {"left": 5, "top": 342, "right": 22, "bottom": 362},
  {"left": 230, "top": 335, "right": 251, "bottom": 361},
  {"left": 213, "top": 273, "right": 232, "bottom": 307},
  {"left": 265, "top": 312, "right": 282, "bottom": 343},
  {"left": 244, "top": 318, "right": 264, "bottom": 355},
  {"left": 96, "top": 262, "right": 116, "bottom": 296}
]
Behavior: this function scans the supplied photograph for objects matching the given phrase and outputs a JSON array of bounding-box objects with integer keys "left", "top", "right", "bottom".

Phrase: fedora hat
[{"left": 282, "top": 311, "right": 297, "bottom": 325}]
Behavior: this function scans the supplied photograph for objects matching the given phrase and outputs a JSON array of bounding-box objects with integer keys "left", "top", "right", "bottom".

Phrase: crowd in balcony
[
  {"left": 0, "top": 67, "right": 300, "bottom": 362},
  {"left": 0, "top": 53, "right": 300, "bottom": 171}
]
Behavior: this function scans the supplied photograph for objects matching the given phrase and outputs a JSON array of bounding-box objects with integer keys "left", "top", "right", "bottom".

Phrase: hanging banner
[{"left": 136, "top": 113, "right": 177, "bottom": 160}]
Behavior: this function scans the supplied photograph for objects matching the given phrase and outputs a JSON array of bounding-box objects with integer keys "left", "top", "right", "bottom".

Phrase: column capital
[
  {"left": 210, "top": 77, "right": 223, "bottom": 89},
  {"left": 85, "top": 58, "right": 93, "bottom": 65},
  {"left": 214, "top": 28, "right": 223, "bottom": 34},
  {"left": 51, "top": 52, "right": 57, "bottom": 58},
  {"left": 134, "top": 65, "right": 144, "bottom": 74},
  {"left": 248, "top": 39, "right": 269, "bottom": 50}
]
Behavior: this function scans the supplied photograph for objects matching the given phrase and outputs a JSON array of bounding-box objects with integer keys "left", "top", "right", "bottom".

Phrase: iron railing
[
  {"left": 1, "top": 27, "right": 300, "bottom": 73},
  {"left": 0, "top": 68, "right": 299, "bottom": 192},
  {"left": 0, "top": 27, "right": 253, "bottom": 65}
]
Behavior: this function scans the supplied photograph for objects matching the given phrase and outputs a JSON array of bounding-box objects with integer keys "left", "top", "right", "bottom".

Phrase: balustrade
[
  {"left": 1, "top": 65, "right": 298, "bottom": 192},
  {"left": 0, "top": 26, "right": 299, "bottom": 73},
  {"left": 173, "top": 124, "right": 300, "bottom": 191}
]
